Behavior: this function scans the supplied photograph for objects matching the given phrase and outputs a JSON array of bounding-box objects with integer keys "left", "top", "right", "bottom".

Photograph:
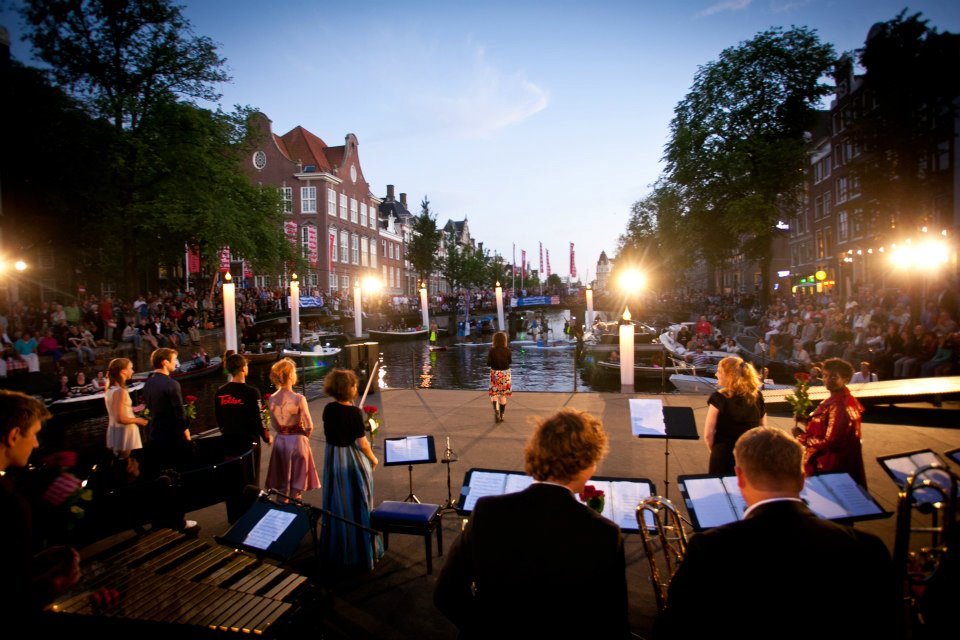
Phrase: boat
[
  {"left": 132, "top": 357, "right": 223, "bottom": 383},
  {"left": 48, "top": 381, "right": 146, "bottom": 414},
  {"left": 658, "top": 322, "right": 728, "bottom": 360},
  {"left": 367, "top": 328, "right": 429, "bottom": 341},
  {"left": 281, "top": 346, "right": 342, "bottom": 358},
  {"left": 595, "top": 360, "right": 710, "bottom": 379},
  {"left": 241, "top": 350, "right": 280, "bottom": 364},
  {"left": 669, "top": 374, "right": 792, "bottom": 394},
  {"left": 429, "top": 345, "right": 448, "bottom": 352}
]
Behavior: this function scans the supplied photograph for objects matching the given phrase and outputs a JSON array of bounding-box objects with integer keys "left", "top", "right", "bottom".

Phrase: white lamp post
[
  {"left": 620, "top": 307, "right": 634, "bottom": 389},
  {"left": 223, "top": 272, "right": 238, "bottom": 353},
  {"left": 586, "top": 285, "right": 594, "bottom": 331},
  {"left": 290, "top": 273, "right": 300, "bottom": 346},
  {"left": 495, "top": 281, "right": 505, "bottom": 332},
  {"left": 354, "top": 281, "right": 363, "bottom": 339},
  {"left": 420, "top": 281, "right": 429, "bottom": 329}
]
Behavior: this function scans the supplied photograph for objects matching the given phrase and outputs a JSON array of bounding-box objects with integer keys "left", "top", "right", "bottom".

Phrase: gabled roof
[
  {"left": 279, "top": 126, "right": 334, "bottom": 172},
  {"left": 271, "top": 133, "right": 292, "bottom": 160},
  {"left": 326, "top": 145, "right": 345, "bottom": 167}
]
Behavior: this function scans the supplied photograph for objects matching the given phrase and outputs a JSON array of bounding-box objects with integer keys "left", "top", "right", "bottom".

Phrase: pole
[
  {"left": 290, "top": 274, "right": 300, "bottom": 347},
  {"left": 620, "top": 307, "right": 634, "bottom": 391},
  {"left": 223, "top": 273, "right": 238, "bottom": 353},
  {"left": 495, "top": 281, "right": 505, "bottom": 332},
  {"left": 354, "top": 283, "right": 362, "bottom": 339}
]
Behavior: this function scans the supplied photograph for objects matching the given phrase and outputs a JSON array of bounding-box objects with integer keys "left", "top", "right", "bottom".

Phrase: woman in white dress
[{"left": 105, "top": 357, "right": 148, "bottom": 458}]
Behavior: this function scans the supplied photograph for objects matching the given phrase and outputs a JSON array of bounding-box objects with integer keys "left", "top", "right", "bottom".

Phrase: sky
[{"left": 3, "top": 0, "right": 960, "bottom": 282}]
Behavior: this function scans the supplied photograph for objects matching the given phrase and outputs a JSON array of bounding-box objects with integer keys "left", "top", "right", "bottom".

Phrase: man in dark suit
[
  {"left": 434, "top": 409, "right": 629, "bottom": 638},
  {"left": 654, "top": 426, "right": 897, "bottom": 639}
]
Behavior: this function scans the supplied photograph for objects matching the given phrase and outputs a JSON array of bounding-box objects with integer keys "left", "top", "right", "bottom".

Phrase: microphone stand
[{"left": 438, "top": 436, "right": 460, "bottom": 516}]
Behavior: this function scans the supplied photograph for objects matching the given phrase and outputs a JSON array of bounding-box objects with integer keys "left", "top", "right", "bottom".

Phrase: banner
[
  {"left": 219, "top": 247, "right": 231, "bottom": 273},
  {"left": 521, "top": 250, "right": 526, "bottom": 281},
  {"left": 569, "top": 242, "right": 576, "bottom": 278},
  {"left": 187, "top": 246, "right": 201, "bottom": 274},
  {"left": 514, "top": 295, "right": 560, "bottom": 307},
  {"left": 307, "top": 225, "right": 318, "bottom": 267},
  {"left": 539, "top": 242, "right": 543, "bottom": 278},
  {"left": 243, "top": 259, "right": 253, "bottom": 279},
  {"left": 546, "top": 250, "right": 551, "bottom": 277},
  {"left": 284, "top": 220, "right": 298, "bottom": 246},
  {"left": 329, "top": 233, "right": 335, "bottom": 271}
]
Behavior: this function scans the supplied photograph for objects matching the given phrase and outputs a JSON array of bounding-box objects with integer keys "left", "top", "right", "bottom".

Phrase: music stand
[
  {"left": 216, "top": 496, "right": 314, "bottom": 563},
  {"left": 946, "top": 448, "right": 960, "bottom": 466},
  {"left": 383, "top": 435, "right": 437, "bottom": 503},
  {"left": 877, "top": 449, "right": 953, "bottom": 506},
  {"left": 438, "top": 436, "right": 460, "bottom": 516},
  {"left": 630, "top": 400, "right": 698, "bottom": 500}
]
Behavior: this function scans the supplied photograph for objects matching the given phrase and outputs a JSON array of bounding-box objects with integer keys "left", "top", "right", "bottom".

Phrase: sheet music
[
  {"left": 385, "top": 436, "right": 431, "bottom": 464},
  {"left": 611, "top": 480, "right": 653, "bottom": 529},
  {"left": 882, "top": 452, "right": 950, "bottom": 504},
  {"left": 820, "top": 474, "right": 882, "bottom": 516},
  {"left": 684, "top": 478, "right": 738, "bottom": 528},
  {"left": 462, "top": 471, "right": 507, "bottom": 511},
  {"left": 801, "top": 476, "right": 848, "bottom": 519},
  {"left": 883, "top": 455, "right": 917, "bottom": 485},
  {"left": 629, "top": 399, "right": 666, "bottom": 437},
  {"left": 504, "top": 473, "right": 534, "bottom": 494},
  {"left": 243, "top": 509, "right": 297, "bottom": 550},
  {"left": 721, "top": 476, "right": 748, "bottom": 518}
]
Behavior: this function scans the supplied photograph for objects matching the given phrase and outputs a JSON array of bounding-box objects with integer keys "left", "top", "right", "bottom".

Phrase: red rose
[
  {"left": 580, "top": 484, "right": 598, "bottom": 500},
  {"left": 264, "top": 393, "right": 272, "bottom": 401},
  {"left": 185, "top": 395, "right": 198, "bottom": 404},
  {"left": 794, "top": 372, "right": 810, "bottom": 383},
  {"left": 43, "top": 451, "right": 78, "bottom": 468},
  {"left": 363, "top": 405, "right": 378, "bottom": 414}
]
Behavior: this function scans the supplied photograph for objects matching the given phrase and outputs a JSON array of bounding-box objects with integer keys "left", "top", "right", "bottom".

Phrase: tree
[
  {"left": 407, "top": 197, "right": 443, "bottom": 287},
  {"left": 441, "top": 232, "right": 489, "bottom": 328},
  {"left": 849, "top": 11, "right": 960, "bottom": 237},
  {"left": 663, "top": 27, "right": 835, "bottom": 303},
  {"left": 21, "top": 0, "right": 228, "bottom": 131}
]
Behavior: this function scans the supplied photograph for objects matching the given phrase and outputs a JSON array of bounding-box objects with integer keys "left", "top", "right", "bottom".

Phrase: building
[
  {"left": 595, "top": 251, "right": 613, "bottom": 290},
  {"left": 243, "top": 113, "right": 381, "bottom": 296},
  {"left": 379, "top": 185, "right": 416, "bottom": 296}
]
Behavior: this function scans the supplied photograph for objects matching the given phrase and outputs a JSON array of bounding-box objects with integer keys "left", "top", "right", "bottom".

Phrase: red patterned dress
[{"left": 796, "top": 388, "right": 867, "bottom": 487}]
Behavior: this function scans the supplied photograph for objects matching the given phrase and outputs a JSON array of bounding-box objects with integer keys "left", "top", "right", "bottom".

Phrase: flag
[
  {"left": 539, "top": 242, "right": 543, "bottom": 278},
  {"left": 219, "top": 247, "right": 231, "bottom": 273},
  {"left": 243, "top": 260, "right": 253, "bottom": 279},
  {"left": 569, "top": 242, "right": 576, "bottom": 278},
  {"left": 521, "top": 249, "right": 526, "bottom": 281},
  {"left": 546, "top": 250, "right": 551, "bottom": 277},
  {"left": 329, "top": 233, "right": 336, "bottom": 271},
  {"left": 284, "top": 220, "right": 298, "bottom": 246},
  {"left": 307, "top": 225, "right": 318, "bottom": 267},
  {"left": 187, "top": 246, "right": 201, "bottom": 274}
]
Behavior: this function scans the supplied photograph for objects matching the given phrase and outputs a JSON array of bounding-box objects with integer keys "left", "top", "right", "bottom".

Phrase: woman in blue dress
[{"left": 319, "top": 368, "right": 382, "bottom": 572}]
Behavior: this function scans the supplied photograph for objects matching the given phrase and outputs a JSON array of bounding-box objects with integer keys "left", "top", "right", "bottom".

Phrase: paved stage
[{"left": 183, "top": 388, "right": 960, "bottom": 639}]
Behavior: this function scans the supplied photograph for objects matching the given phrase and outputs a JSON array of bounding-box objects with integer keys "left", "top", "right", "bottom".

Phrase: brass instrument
[
  {"left": 892, "top": 462, "right": 958, "bottom": 633},
  {"left": 636, "top": 496, "right": 689, "bottom": 612}
]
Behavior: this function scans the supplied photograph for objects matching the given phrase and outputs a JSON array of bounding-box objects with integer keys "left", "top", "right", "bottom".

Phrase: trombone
[{"left": 636, "top": 496, "right": 690, "bottom": 612}]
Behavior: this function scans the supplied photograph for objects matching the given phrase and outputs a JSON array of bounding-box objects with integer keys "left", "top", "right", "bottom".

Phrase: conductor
[{"left": 434, "top": 408, "right": 629, "bottom": 638}]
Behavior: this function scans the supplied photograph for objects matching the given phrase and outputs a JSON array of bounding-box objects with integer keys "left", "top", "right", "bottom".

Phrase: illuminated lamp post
[
  {"left": 223, "top": 272, "right": 237, "bottom": 353},
  {"left": 290, "top": 273, "right": 300, "bottom": 347}
]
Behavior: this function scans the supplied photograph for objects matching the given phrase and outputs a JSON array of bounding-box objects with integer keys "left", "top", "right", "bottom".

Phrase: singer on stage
[{"left": 434, "top": 408, "right": 629, "bottom": 638}]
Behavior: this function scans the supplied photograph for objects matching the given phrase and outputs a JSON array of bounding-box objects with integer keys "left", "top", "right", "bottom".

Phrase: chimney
[
  {"left": 386, "top": 185, "right": 395, "bottom": 201},
  {"left": 400, "top": 193, "right": 407, "bottom": 209}
]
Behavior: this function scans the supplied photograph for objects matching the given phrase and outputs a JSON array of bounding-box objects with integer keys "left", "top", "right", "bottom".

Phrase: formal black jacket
[
  {"left": 434, "top": 482, "right": 629, "bottom": 639},
  {"left": 654, "top": 499, "right": 898, "bottom": 639}
]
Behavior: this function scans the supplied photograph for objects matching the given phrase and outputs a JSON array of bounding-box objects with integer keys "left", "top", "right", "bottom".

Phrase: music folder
[
  {"left": 455, "top": 467, "right": 656, "bottom": 533},
  {"left": 945, "top": 447, "right": 960, "bottom": 466},
  {"left": 629, "top": 399, "right": 698, "bottom": 440},
  {"left": 383, "top": 435, "right": 437, "bottom": 466},
  {"left": 678, "top": 472, "right": 888, "bottom": 531},
  {"left": 218, "top": 499, "right": 312, "bottom": 562},
  {"left": 877, "top": 449, "right": 955, "bottom": 505}
]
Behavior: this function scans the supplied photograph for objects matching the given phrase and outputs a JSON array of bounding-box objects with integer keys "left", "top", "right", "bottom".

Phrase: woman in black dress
[
  {"left": 487, "top": 331, "right": 512, "bottom": 422},
  {"left": 704, "top": 356, "right": 766, "bottom": 474}
]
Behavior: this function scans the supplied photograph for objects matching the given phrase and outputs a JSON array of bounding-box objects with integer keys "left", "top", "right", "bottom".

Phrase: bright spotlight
[
  {"left": 14, "top": 260, "right": 27, "bottom": 271},
  {"left": 363, "top": 277, "right": 382, "bottom": 293},
  {"left": 618, "top": 269, "right": 645, "bottom": 292}
]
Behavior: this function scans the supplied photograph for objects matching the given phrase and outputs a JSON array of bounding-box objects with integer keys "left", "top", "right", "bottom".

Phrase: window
[
  {"left": 370, "top": 241, "right": 377, "bottom": 268},
  {"left": 330, "top": 228, "right": 338, "bottom": 263},
  {"left": 837, "top": 211, "right": 849, "bottom": 242},
  {"left": 813, "top": 157, "right": 831, "bottom": 184},
  {"left": 351, "top": 234, "right": 360, "bottom": 264},
  {"left": 350, "top": 198, "right": 358, "bottom": 223},
  {"left": 804, "top": 242, "right": 815, "bottom": 263},
  {"left": 836, "top": 177, "right": 849, "bottom": 204},
  {"left": 371, "top": 203, "right": 378, "bottom": 229},
  {"left": 361, "top": 237, "right": 369, "bottom": 267},
  {"left": 791, "top": 246, "right": 800, "bottom": 268},
  {"left": 341, "top": 275, "right": 350, "bottom": 291},
  {"left": 340, "top": 230, "right": 349, "bottom": 263},
  {"left": 281, "top": 187, "right": 293, "bottom": 214},
  {"left": 849, "top": 175, "right": 861, "bottom": 199},
  {"left": 254, "top": 275, "right": 272, "bottom": 288},
  {"left": 300, "top": 225, "right": 312, "bottom": 258},
  {"left": 823, "top": 192, "right": 831, "bottom": 217},
  {"left": 329, "top": 271, "right": 337, "bottom": 292},
  {"left": 360, "top": 203, "right": 368, "bottom": 227},
  {"left": 823, "top": 226, "right": 833, "bottom": 258},
  {"left": 301, "top": 186, "right": 317, "bottom": 214},
  {"left": 388, "top": 242, "right": 394, "bottom": 259},
  {"left": 814, "top": 195, "right": 824, "bottom": 220},
  {"left": 383, "top": 265, "right": 388, "bottom": 282},
  {"left": 328, "top": 188, "right": 337, "bottom": 216},
  {"left": 852, "top": 208, "right": 864, "bottom": 238},
  {"left": 340, "top": 193, "right": 348, "bottom": 219},
  {"left": 382, "top": 240, "right": 387, "bottom": 257}
]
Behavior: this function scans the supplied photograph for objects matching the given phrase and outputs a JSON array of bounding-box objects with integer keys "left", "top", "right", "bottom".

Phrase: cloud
[
  {"left": 769, "top": 0, "right": 812, "bottom": 13},
  {"left": 415, "top": 46, "right": 550, "bottom": 138},
  {"left": 696, "top": 0, "right": 752, "bottom": 18}
]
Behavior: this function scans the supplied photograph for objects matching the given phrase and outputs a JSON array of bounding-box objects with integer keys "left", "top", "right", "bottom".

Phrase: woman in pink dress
[{"left": 264, "top": 358, "right": 320, "bottom": 500}]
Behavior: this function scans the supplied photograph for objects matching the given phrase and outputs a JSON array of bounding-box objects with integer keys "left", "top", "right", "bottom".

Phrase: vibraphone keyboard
[{"left": 50, "top": 529, "right": 308, "bottom": 635}]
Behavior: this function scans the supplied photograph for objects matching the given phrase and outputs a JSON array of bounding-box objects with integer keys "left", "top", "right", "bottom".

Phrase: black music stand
[
  {"left": 383, "top": 435, "right": 437, "bottom": 503},
  {"left": 630, "top": 400, "right": 698, "bottom": 501},
  {"left": 946, "top": 448, "right": 960, "bottom": 466},
  {"left": 217, "top": 496, "right": 314, "bottom": 563},
  {"left": 439, "top": 436, "right": 460, "bottom": 516}
]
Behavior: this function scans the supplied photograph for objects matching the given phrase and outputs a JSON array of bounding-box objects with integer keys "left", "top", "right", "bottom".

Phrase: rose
[
  {"left": 579, "top": 484, "right": 606, "bottom": 514},
  {"left": 794, "top": 372, "right": 811, "bottom": 383},
  {"left": 363, "top": 405, "right": 378, "bottom": 415},
  {"left": 185, "top": 395, "right": 198, "bottom": 404}
]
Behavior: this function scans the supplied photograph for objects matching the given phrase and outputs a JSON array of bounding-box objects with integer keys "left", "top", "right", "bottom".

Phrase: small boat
[
  {"left": 241, "top": 350, "right": 280, "bottom": 364},
  {"left": 367, "top": 328, "right": 429, "bottom": 341},
  {"left": 429, "top": 345, "right": 448, "bottom": 352},
  {"left": 132, "top": 357, "right": 223, "bottom": 382},
  {"left": 659, "top": 323, "right": 728, "bottom": 360},
  {"left": 595, "top": 360, "right": 710, "bottom": 379},
  {"left": 522, "top": 341, "right": 576, "bottom": 351},
  {"left": 282, "top": 346, "right": 342, "bottom": 358},
  {"left": 48, "top": 381, "right": 146, "bottom": 414}
]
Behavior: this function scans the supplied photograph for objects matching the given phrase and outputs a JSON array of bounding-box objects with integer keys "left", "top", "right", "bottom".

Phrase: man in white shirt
[{"left": 851, "top": 361, "right": 879, "bottom": 383}]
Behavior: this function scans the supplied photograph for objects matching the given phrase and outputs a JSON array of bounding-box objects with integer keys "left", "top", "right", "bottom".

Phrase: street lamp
[
  {"left": 420, "top": 280, "right": 429, "bottom": 329},
  {"left": 223, "top": 272, "right": 237, "bottom": 353},
  {"left": 495, "top": 281, "right": 505, "bottom": 332},
  {"left": 290, "top": 273, "right": 300, "bottom": 347},
  {"left": 354, "top": 276, "right": 382, "bottom": 338}
]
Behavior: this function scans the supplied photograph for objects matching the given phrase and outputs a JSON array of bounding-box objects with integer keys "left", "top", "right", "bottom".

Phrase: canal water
[{"left": 44, "top": 310, "right": 668, "bottom": 454}]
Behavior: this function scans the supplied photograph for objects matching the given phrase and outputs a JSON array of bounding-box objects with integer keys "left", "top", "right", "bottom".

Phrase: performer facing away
[
  {"left": 264, "top": 358, "right": 320, "bottom": 501},
  {"left": 654, "top": 426, "right": 896, "bottom": 639},
  {"left": 487, "top": 331, "right": 512, "bottom": 423},
  {"left": 704, "top": 356, "right": 766, "bottom": 474},
  {"left": 319, "top": 368, "right": 382, "bottom": 573},
  {"left": 792, "top": 357, "right": 868, "bottom": 487},
  {"left": 215, "top": 353, "right": 272, "bottom": 486},
  {"left": 434, "top": 409, "right": 629, "bottom": 638},
  {"left": 104, "top": 357, "right": 148, "bottom": 460}
]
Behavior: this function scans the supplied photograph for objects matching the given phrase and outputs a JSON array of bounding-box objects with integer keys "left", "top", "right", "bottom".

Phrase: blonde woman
[
  {"left": 104, "top": 357, "right": 148, "bottom": 458},
  {"left": 705, "top": 356, "right": 767, "bottom": 474},
  {"left": 264, "top": 358, "right": 320, "bottom": 500}
]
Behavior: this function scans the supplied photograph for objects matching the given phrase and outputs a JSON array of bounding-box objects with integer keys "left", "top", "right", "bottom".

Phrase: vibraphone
[{"left": 50, "top": 529, "right": 308, "bottom": 635}]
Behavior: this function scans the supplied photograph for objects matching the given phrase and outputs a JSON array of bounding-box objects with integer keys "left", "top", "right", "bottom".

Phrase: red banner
[
  {"left": 219, "top": 247, "right": 231, "bottom": 273},
  {"left": 521, "top": 250, "right": 526, "bottom": 282},
  {"left": 243, "top": 259, "right": 252, "bottom": 279},
  {"left": 569, "top": 242, "right": 576, "bottom": 278},
  {"left": 284, "top": 220, "right": 298, "bottom": 246},
  {"left": 187, "top": 246, "right": 201, "bottom": 274},
  {"left": 546, "top": 250, "right": 551, "bottom": 277},
  {"left": 539, "top": 242, "right": 543, "bottom": 277},
  {"left": 307, "top": 226, "right": 318, "bottom": 267},
  {"left": 329, "top": 233, "right": 335, "bottom": 271}
]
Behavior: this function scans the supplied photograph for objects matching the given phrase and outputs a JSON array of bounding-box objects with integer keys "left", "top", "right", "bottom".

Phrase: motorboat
[
  {"left": 132, "top": 357, "right": 223, "bottom": 383},
  {"left": 669, "top": 374, "right": 791, "bottom": 394},
  {"left": 48, "top": 381, "right": 146, "bottom": 414},
  {"left": 367, "top": 328, "right": 429, "bottom": 341}
]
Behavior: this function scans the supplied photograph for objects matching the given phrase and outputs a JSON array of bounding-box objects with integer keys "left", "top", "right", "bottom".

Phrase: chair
[{"left": 370, "top": 501, "right": 443, "bottom": 574}]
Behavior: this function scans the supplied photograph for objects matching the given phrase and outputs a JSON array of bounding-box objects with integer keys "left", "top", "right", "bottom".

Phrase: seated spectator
[
  {"left": 850, "top": 361, "right": 878, "bottom": 383},
  {"left": 896, "top": 331, "right": 937, "bottom": 379},
  {"left": 121, "top": 321, "right": 142, "bottom": 350},
  {"left": 921, "top": 334, "right": 953, "bottom": 377},
  {"left": 654, "top": 426, "right": 895, "bottom": 638},
  {"left": 37, "top": 330, "right": 64, "bottom": 370},
  {"left": 932, "top": 311, "right": 958, "bottom": 338},
  {"left": 13, "top": 331, "right": 40, "bottom": 373},
  {"left": 66, "top": 325, "right": 95, "bottom": 365}
]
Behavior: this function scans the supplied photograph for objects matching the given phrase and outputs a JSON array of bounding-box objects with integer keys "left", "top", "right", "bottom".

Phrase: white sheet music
[
  {"left": 462, "top": 471, "right": 507, "bottom": 511},
  {"left": 683, "top": 478, "right": 738, "bottom": 528},
  {"left": 882, "top": 451, "right": 950, "bottom": 504},
  {"left": 801, "top": 476, "right": 848, "bottom": 519},
  {"left": 504, "top": 473, "right": 534, "bottom": 494},
  {"left": 820, "top": 474, "right": 882, "bottom": 516},
  {"left": 611, "top": 480, "right": 653, "bottom": 529},
  {"left": 243, "top": 509, "right": 297, "bottom": 550},
  {"left": 883, "top": 455, "right": 917, "bottom": 485},
  {"left": 721, "top": 476, "right": 748, "bottom": 518},
  {"left": 385, "top": 436, "right": 431, "bottom": 464},
  {"left": 629, "top": 399, "right": 666, "bottom": 437}
]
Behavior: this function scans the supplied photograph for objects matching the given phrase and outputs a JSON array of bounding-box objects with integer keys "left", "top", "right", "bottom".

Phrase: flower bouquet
[
  {"left": 579, "top": 484, "right": 605, "bottom": 514},
  {"left": 184, "top": 395, "right": 198, "bottom": 421},
  {"left": 363, "top": 405, "right": 381, "bottom": 439},
  {"left": 261, "top": 393, "right": 272, "bottom": 429},
  {"left": 785, "top": 372, "right": 813, "bottom": 422}
]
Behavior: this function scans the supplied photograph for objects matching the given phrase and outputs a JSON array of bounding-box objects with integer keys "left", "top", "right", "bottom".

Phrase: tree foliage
[
  {"left": 407, "top": 197, "right": 444, "bottom": 286},
  {"left": 21, "top": 0, "right": 229, "bottom": 131}
]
